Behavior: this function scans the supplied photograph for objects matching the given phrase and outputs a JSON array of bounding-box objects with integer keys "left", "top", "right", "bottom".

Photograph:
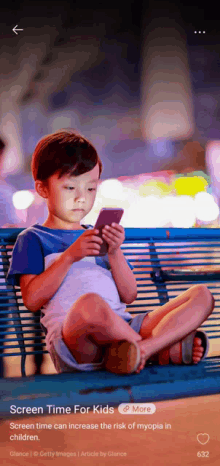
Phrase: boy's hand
[
  {"left": 69, "top": 229, "right": 103, "bottom": 262},
  {"left": 102, "top": 223, "right": 125, "bottom": 256}
]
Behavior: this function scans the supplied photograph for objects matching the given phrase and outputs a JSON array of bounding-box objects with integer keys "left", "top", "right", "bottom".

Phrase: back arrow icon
[{"left": 13, "top": 25, "right": 24, "bottom": 35}]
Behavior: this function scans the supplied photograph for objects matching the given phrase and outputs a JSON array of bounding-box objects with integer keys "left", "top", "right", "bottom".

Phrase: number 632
[{"left": 197, "top": 451, "right": 209, "bottom": 458}]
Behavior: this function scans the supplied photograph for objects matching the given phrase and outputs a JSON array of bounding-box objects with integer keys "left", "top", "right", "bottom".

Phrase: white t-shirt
[{"left": 7, "top": 223, "right": 133, "bottom": 349}]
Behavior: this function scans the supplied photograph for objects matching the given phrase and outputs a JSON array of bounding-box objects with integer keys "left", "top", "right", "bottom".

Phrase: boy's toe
[
  {"left": 193, "top": 337, "right": 202, "bottom": 346},
  {"left": 193, "top": 343, "right": 204, "bottom": 353},
  {"left": 192, "top": 336, "right": 205, "bottom": 364}
]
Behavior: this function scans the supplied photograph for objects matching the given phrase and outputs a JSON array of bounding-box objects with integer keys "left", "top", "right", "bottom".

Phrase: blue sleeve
[{"left": 6, "top": 230, "right": 44, "bottom": 287}]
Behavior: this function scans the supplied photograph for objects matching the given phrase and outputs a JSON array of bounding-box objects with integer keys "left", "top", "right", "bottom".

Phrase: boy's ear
[{"left": 35, "top": 180, "right": 48, "bottom": 199}]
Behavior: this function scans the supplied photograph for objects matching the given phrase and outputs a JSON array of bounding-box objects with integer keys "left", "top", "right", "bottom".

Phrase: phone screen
[{"left": 0, "top": 1, "right": 219, "bottom": 465}]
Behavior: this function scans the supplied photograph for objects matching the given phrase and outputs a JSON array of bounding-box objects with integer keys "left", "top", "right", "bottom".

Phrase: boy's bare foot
[{"left": 135, "top": 337, "right": 204, "bottom": 374}]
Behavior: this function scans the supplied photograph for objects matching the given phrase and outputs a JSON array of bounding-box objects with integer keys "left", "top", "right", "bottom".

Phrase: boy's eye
[{"left": 65, "top": 187, "right": 96, "bottom": 191}]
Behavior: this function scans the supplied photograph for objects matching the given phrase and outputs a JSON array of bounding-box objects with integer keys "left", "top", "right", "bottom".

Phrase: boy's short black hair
[{"left": 31, "top": 129, "right": 103, "bottom": 185}]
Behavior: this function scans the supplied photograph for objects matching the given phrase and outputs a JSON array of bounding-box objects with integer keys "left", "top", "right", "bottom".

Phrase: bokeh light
[
  {"left": 139, "top": 180, "right": 172, "bottom": 197},
  {"left": 12, "top": 190, "right": 35, "bottom": 210},
  {"left": 98, "top": 179, "right": 126, "bottom": 200},
  {"left": 122, "top": 195, "right": 164, "bottom": 228},
  {"left": 174, "top": 176, "right": 208, "bottom": 196},
  {"left": 170, "top": 196, "right": 196, "bottom": 228},
  {"left": 194, "top": 192, "right": 219, "bottom": 222}
]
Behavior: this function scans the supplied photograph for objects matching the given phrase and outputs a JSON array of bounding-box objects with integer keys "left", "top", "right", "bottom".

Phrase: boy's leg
[
  {"left": 136, "top": 284, "right": 214, "bottom": 372},
  {"left": 61, "top": 285, "right": 214, "bottom": 368},
  {"left": 61, "top": 292, "right": 142, "bottom": 364}
]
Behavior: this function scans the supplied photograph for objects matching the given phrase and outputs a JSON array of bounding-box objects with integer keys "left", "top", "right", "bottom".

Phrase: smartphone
[{"left": 93, "top": 208, "right": 124, "bottom": 256}]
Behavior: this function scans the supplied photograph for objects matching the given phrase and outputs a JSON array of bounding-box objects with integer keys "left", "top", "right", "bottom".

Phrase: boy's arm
[
  {"left": 20, "top": 228, "right": 103, "bottom": 312},
  {"left": 21, "top": 247, "right": 74, "bottom": 312},
  {"left": 102, "top": 223, "right": 137, "bottom": 304},
  {"left": 108, "top": 248, "right": 137, "bottom": 304}
]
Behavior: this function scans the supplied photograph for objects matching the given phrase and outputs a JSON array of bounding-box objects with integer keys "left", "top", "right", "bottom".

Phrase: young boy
[{"left": 6, "top": 129, "right": 215, "bottom": 375}]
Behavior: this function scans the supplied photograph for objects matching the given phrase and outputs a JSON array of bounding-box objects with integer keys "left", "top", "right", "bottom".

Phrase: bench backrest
[{"left": 1, "top": 227, "right": 220, "bottom": 377}]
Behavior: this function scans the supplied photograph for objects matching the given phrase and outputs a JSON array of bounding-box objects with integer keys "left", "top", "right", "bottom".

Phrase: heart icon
[{"left": 197, "top": 433, "right": 210, "bottom": 445}]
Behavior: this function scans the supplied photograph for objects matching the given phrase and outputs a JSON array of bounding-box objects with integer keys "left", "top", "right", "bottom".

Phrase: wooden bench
[{"left": 0, "top": 227, "right": 220, "bottom": 419}]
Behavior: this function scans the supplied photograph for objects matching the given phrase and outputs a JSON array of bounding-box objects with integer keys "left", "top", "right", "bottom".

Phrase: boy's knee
[
  {"left": 79, "top": 293, "right": 112, "bottom": 326},
  {"left": 192, "top": 284, "right": 214, "bottom": 315},
  {"left": 202, "top": 286, "right": 215, "bottom": 314}
]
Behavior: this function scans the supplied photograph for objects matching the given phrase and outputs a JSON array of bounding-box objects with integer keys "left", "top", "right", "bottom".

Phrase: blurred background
[{"left": 0, "top": 0, "right": 220, "bottom": 229}]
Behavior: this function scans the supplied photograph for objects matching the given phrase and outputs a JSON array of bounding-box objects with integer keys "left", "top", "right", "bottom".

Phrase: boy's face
[{"left": 36, "top": 163, "right": 100, "bottom": 229}]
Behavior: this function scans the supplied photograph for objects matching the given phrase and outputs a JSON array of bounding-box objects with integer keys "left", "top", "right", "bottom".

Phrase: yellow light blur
[
  {"left": 139, "top": 181, "right": 172, "bottom": 197},
  {"left": 174, "top": 176, "right": 208, "bottom": 196}
]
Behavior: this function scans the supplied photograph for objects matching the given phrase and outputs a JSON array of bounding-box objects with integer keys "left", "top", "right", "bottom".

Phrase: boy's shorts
[{"left": 49, "top": 311, "right": 150, "bottom": 373}]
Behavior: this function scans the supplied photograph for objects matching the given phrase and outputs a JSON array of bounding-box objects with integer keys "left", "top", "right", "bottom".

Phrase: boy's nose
[{"left": 74, "top": 191, "right": 86, "bottom": 201}]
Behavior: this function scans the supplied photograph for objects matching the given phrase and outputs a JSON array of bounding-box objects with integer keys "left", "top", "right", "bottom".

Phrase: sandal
[
  {"left": 104, "top": 340, "right": 141, "bottom": 375},
  {"left": 158, "top": 330, "right": 210, "bottom": 365},
  {"left": 103, "top": 330, "right": 210, "bottom": 373}
]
